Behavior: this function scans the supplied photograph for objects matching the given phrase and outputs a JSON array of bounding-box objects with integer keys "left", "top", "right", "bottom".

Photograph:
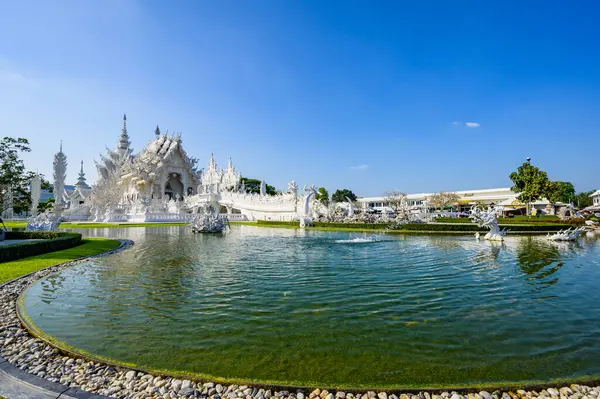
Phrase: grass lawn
[
  {"left": 0, "top": 238, "right": 121, "bottom": 284},
  {"left": 2, "top": 221, "right": 187, "bottom": 229}
]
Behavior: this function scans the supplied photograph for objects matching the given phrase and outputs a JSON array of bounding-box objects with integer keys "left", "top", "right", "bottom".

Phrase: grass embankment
[
  {"left": 231, "top": 220, "right": 573, "bottom": 234},
  {"left": 0, "top": 238, "right": 121, "bottom": 284},
  {"left": 2, "top": 221, "right": 187, "bottom": 229}
]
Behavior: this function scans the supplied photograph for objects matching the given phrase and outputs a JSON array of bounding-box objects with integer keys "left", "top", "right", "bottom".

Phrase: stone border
[{"left": 2, "top": 239, "right": 600, "bottom": 399}]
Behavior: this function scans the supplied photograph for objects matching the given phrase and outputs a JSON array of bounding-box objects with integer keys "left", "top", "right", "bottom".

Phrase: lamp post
[{"left": 526, "top": 157, "right": 532, "bottom": 217}]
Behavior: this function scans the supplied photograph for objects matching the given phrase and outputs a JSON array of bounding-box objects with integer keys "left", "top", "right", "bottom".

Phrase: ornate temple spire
[
  {"left": 155, "top": 125, "right": 161, "bottom": 137},
  {"left": 53, "top": 142, "right": 68, "bottom": 215},
  {"left": 118, "top": 113, "right": 131, "bottom": 152},
  {"left": 75, "top": 160, "right": 89, "bottom": 188}
]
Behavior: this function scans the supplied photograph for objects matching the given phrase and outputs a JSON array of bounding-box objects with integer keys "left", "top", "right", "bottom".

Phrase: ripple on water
[{"left": 21, "top": 226, "right": 600, "bottom": 388}]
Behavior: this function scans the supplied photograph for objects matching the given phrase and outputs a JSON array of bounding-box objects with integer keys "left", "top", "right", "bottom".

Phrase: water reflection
[{"left": 21, "top": 226, "right": 600, "bottom": 387}]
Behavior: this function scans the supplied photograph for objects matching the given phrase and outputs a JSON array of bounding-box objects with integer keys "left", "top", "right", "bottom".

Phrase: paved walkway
[{"left": 0, "top": 357, "right": 108, "bottom": 398}]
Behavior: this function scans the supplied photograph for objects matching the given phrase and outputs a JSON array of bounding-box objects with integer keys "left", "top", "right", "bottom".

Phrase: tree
[
  {"left": 509, "top": 161, "right": 550, "bottom": 215},
  {"left": 544, "top": 181, "right": 575, "bottom": 210},
  {"left": 426, "top": 192, "right": 460, "bottom": 210},
  {"left": 315, "top": 187, "right": 329, "bottom": 206},
  {"left": 332, "top": 189, "right": 357, "bottom": 203},
  {"left": 383, "top": 190, "right": 407, "bottom": 212},
  {"left": 573, "top": 190, "right": 595, "bottom": 209},
  {"left": 0, "top": 137, "right": 34, "bottom": 216},
  {"left": 240, "top": 177, "right": 277, "bottom": 195}
]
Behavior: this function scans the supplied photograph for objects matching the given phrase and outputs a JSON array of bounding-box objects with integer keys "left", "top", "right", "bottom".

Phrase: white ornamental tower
[
  {"left": 30, "top": 174, "right": 41, "bottom": 216},
  {"left": 53, "top": 142, "right": 68, "bottom": 215}
]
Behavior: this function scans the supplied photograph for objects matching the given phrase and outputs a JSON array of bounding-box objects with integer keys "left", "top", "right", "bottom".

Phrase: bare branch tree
[
  {"left": 426, "top": 192, "right": 461, "bottom": 211},
  {"left": 383, "top": 190, "right": 407, "bottom": 212}
]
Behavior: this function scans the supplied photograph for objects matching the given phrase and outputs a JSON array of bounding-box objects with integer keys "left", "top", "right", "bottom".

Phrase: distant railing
[
  {"left": 145, "top": 213, "right": 190, "bottom": 222},
  {"left": 223, "top": 214, "right": 248, "bottom": 222}
]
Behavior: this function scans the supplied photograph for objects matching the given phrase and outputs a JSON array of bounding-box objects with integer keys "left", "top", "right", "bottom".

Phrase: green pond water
[{"left": 21, "top": 226, "right": 600, "bottom": 388}]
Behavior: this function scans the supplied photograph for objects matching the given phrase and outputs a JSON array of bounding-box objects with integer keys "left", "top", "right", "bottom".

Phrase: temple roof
[{"left": 120, "top": 133, "right": 199, "bottom": 187}]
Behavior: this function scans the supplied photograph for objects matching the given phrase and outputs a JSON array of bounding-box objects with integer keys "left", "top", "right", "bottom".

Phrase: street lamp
[{"left": 526, "top": 157, "right": 531, "bottom": 216}]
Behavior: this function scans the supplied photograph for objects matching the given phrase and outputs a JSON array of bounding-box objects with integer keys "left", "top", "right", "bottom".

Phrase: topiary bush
[{"left": 0, "top": 232, "right": 82, "bottom": 263}]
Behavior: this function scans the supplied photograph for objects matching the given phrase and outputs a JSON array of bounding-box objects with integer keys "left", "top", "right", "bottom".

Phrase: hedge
[
  {"left": 0, "top": 232, "right": 83, "bottom": 263},
  {"left": 435, "top": 217, "right": 585, "bottom": 225},
  {"left": 255, "top": 220, "right": 573, "bottom": 232}
]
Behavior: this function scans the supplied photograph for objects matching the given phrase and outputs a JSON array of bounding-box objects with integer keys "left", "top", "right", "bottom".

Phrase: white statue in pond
[
  {"left": 547, "top": 227, "right": 585, "bottom": 241},
  {"left": 469, "top": 206, "right": 506, "bottom": 241},
  {"left": 189, "top": 204, "right": 228, "bottom": 233}
]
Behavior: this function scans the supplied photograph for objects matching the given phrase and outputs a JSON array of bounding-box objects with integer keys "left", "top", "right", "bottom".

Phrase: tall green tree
[
  {"left": 545, "top": 181, "right": 575, "bottom": 206},
  {"left": 509, "top": 161, "right": 550, "bottom": 215},
  {"left": 332, "top": 189, "right": 357, "bottom": 203},
  {"left": 0, "top": 137, "right": 33, "bottom": 215},
  {"left": 573, "top": 190, "right": 595, "bottom": 209},
  {"left": 240, "top": 177, "right": 278, "bottom": 195},
  {"left": 315, "top": 187, "right": 329, "bottom": 206}
]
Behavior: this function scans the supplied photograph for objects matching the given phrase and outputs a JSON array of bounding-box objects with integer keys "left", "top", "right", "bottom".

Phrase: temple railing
[{"left": 222, "top": 214, "right": 248, "bottom": 221}]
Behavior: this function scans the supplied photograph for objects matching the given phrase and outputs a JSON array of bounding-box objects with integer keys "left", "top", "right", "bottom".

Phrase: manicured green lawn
[{"left": 0, "top": 238, "right": 121, "bottom": 284}]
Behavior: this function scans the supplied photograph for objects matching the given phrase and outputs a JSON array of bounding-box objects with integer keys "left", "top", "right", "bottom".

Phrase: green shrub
[
  {"left": 1, "top": 232, "right": 82, "bottom": 263},
  {"left": 435, "top": 217, "right": 584, "bottom": 225}
]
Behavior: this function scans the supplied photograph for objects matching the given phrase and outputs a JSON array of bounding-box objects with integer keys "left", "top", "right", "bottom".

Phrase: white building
[
  {"left": 591, "top": 190, "right": 600, "bottom": 207},
  {"left": 357, "top": 187, "right": 564, "bottom": 216}
]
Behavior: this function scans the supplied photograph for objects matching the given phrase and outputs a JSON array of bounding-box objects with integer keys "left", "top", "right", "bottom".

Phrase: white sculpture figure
[
  {"left": 288, "top": 181, "right": 298, "bottom": 195},
  {"left": 260, "top": 180, "right": 267, "bottom": 196},
  {"left": 53, "top": 142, "right": 68, "bottom": 216},
  {"left": 345, "top": 196, "right": 355, "bottom": 217},
  {"left": 299, "top": 184, "right": 317, "bottom": 228},
  {"left": 469, "top": 206, "right": 504, "bottom": 241},
  {"left": 30, "top": 174, "right": 42, "bottom": 216},
  {"left": 475, "top": 232, "right": 480, "bottom": 240},
  {"left": 547, "top": 227, "right": 586, "bottom": 241},
  {"left": 26, "top": 210, "right": 63, "bottom": 231},
  {"left": 189, "top": 204, "right": 228, "bottom": 233},
  {"left": 1, "top": 186, "right": 13, "bottom": 219}
]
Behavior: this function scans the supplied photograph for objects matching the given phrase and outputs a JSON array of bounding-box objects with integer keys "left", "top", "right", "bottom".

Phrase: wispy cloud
[
  {"left": 350, "top": 164, "right": 369, "bottom": 171},
  {"left": 465, "top": 122, "right": 480, "bottom": 128},
  {"left": 451, "top": 121, "right": 461, "bottom": 126}
]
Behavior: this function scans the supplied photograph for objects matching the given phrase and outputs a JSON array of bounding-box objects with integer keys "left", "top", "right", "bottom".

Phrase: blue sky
[{"left": 1, "top": 1, "right": 598, "bottom": 196}]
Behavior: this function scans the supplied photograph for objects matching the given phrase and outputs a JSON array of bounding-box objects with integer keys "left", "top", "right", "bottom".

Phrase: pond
[{"left": 20, "top": 226, "right": 600, "bottom": 388}]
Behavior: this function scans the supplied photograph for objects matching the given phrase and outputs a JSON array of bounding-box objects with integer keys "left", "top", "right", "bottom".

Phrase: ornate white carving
[
  {"left": 200, "top": 154, "right": 222, "bottom": 194},
  {"left": 26, "top": 210, "right": 64, "bottom": 231},
  {"left": 53, "top": 143, "right": 67, "bottom": 215},
  {"left": 547, "top": 227, "right": 585, "bottom": 241},
  {"left": 469, "top": 206, "right": 506, "bottom": 241},
  {"left": 189, "top": 204, "right": 228, "bottom": 233},
  {"left": 222, "top": 158, "right": 241, "bottom": 192}
]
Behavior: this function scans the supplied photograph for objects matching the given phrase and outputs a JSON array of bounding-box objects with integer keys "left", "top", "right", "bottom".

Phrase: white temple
[{"left": 56, "top": 115, "right": 316, "bottom": 223}]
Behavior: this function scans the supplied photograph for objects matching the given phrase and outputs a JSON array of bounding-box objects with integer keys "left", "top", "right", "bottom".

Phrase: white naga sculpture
[
  {"left": 189, "top": 204, "right": 228, "bottom": 233},
  {"left": 547, "top": 227, "right": 585, "bottom": 241},
  {"left": 26, "top": 210, "right": 64, "bottom": 231},
  {"left": 299, "top": 184, "right": 317, "bottom": 228},
  {"left": 469, "top": 206, "right": 506, "bottom": 241}
]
